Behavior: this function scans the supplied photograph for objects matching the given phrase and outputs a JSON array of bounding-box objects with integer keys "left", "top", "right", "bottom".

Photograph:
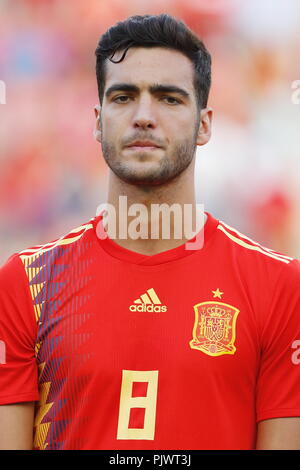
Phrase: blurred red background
[{"left": 1, "top": 0, "right": 300, "bottom": 264}]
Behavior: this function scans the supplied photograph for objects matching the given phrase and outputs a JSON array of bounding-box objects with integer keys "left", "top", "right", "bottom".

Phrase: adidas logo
[{"left": 129, "top": 288, "right": 167, "bottom": 312}]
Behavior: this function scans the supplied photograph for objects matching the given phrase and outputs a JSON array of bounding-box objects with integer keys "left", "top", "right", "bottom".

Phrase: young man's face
[{"left": 95, "top": 47, "right": 211, "bottom": 186}]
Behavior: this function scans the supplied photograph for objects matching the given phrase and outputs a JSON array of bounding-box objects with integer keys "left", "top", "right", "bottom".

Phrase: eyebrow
[{"left": 105, "top": 83, "right": 190, "bottom": 100}]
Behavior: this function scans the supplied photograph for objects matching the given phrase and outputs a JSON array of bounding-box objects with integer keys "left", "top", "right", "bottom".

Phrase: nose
[{"left": 132, "top": 97, "right": 157, "bottom": 130}]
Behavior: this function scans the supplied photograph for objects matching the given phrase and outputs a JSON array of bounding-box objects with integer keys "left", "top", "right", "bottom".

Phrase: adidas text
[{"left": 129, "top": 304, "right": 167, "bottom": 312}]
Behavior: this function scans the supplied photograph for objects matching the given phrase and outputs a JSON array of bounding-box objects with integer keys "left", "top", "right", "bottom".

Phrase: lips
[{"left": 126, "top": 141, "right": 161, "bottom": 148}]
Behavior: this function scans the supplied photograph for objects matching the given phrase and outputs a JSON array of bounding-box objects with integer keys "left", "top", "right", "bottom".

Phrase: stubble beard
[{"left": 101, "top": 120, "right": 200, "bottom": 187}]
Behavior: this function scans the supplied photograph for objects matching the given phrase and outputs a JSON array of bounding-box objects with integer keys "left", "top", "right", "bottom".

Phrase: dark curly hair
[{"left": 95, "top": 14, "right": 211, "bottom": 111}]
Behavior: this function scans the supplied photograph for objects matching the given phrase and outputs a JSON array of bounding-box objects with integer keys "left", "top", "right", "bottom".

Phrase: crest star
[{"left": 212, "top": 288, "right": 224, "bottom": 299}]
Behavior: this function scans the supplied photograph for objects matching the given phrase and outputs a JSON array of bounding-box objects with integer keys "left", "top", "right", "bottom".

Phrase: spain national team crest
[{"left": 189, "top": 301, "right": 239, "bottom": 357}]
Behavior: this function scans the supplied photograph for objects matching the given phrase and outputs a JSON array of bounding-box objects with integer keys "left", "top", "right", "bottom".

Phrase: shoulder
[
  {"left": 210, "top": 216, "right": 300, "bottom": 296},
  {"left": 0, "top": 252, "right": 24, "bottom": 286},
  {"left": 19, "top": 218, "right": 95, "bottom": 257},
  {"left": 215, "top": 217, "right": 296, "bottom": 267},
  {"left": 1, "top": 216, "right": 96, "bottom": 278}
]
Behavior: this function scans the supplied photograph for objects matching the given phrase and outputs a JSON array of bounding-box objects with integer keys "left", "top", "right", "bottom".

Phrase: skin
[
  {"left": 94, "top": 47, "right": 212, "bottom": 255},
  {"left": 94, "top": 46, "right": 300, "bottom": 449},
  {"left": 1, "top": 46, "right": 298, "bottom": 451},
  {"left": 256, "top": 418, "right": 300, "bottom": 449},
  {"left": 0, "top": 402, "right": 35, "bottom": 450}
]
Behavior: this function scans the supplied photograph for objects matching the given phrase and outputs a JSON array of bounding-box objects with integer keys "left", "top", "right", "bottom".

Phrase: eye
[
  {"left": 113, "top": 95, "right": 131, "bottom": 103},
  {"left": 162, "top": 96, "right": 181, "bottom": 105}
]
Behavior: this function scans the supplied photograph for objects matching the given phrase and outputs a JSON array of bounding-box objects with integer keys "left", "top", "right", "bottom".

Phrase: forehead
[{"left": 104, "top": 47, "right": 195, "bottom": 90}]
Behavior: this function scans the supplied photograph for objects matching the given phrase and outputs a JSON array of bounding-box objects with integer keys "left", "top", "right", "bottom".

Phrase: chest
[{"left": 35, "top": 269, "right": 260, "bottom": 390}]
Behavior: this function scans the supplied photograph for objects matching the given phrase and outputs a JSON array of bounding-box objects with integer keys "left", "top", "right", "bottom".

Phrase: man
[{"left": 0, "top": 14, "right": 300, "bottom": 450}]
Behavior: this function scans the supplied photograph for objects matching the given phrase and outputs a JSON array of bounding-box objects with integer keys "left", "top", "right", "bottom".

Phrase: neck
[{"left": 104, "top": 161, "right": 205, "bottom": 255}]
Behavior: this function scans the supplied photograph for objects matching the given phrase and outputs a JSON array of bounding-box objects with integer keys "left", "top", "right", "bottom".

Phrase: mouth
[
  {"left": 125, "top": 140, "right": 162, "bottom": 151},
  {"left": 126, "top": 145, "right": 161, "bottom": 151}
]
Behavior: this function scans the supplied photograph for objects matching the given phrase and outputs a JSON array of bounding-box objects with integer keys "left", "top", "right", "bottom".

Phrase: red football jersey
[{"left": 0, "top": 212, "right": 300, "bottom": 450}]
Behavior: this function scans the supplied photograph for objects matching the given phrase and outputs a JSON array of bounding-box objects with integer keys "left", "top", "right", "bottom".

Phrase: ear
[
  {"left": 196, "top": 107, "right": 213, "bottom": 146},
  {"left": 93, "top": 104, "right": 102, "bottom": 143}
]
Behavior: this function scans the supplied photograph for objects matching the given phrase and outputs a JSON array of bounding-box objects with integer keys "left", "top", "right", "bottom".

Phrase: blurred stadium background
[{"left": 1, "top": 0, "right": 300, "bottom": 265}]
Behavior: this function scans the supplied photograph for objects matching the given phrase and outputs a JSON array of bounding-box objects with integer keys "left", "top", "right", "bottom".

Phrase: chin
[
  {"left": 119, "top": 173, "right": 163, "bottom": 186},
  {"left": 112, "top": 160, "right": 166, "bottom": 184},
  {"left": 117, "top": 170, "right": 177, "bottom": 187}
]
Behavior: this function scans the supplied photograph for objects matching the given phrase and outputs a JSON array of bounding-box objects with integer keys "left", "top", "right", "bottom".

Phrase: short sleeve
[
  {"left": 256, "top": 259, "right": 300, "bottom": 422},
  {"left": 0, "top": 253, "right": 39, "bottom": 405}
]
